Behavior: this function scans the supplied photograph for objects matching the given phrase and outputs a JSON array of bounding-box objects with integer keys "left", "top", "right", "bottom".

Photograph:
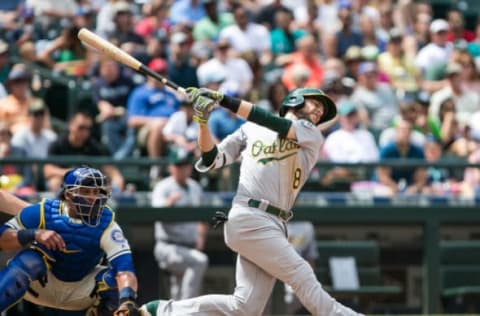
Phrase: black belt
[{"left": 248, "top": 199, "right": 293, "bottom": 222}]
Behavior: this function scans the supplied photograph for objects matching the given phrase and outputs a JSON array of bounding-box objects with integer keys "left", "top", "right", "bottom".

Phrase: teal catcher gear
[{"left": 279, "top": 88, "right": 337, "bottom": 125}]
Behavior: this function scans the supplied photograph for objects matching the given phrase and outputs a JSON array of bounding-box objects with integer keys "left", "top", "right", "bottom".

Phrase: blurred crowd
[{"left": 0, "top": 0, "right": 480, "bottom": 197}]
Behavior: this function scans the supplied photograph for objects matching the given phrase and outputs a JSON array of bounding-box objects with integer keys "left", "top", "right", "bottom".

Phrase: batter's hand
[
  {"left": 187, "top": 87, "right": 215, "bottom": 125},
  {"left": 196, "top": 88, "right": 224, "bottom": 103},
  {"left": 114, "top": 300, "right": 141, "bottom": 316},
  {"left": 35, "top": 229, "right": 66, "bottom": 251}
]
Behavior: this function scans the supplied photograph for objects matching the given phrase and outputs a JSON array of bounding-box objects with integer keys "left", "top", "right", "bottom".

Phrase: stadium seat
[
  {"left": 440, "top": 240, "right": 480, "bottom": 313},
  {"left": 315, "top": 240, "right": 403, "bottom": 313}
]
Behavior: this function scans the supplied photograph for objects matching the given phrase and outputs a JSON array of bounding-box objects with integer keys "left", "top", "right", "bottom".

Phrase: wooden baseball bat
[{"left": 77, "top": 28, "right": 186, "bottom": 95}]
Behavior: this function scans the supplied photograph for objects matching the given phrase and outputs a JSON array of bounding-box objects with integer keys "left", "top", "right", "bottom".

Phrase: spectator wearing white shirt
[
  {"left": 321, "top": 101, "right": 379, "bottom": 188},
  {"left": 429, "top": 62, "right": 480, "bottom": 127},
  {"left": 197, "top": 39, "right": 253, "bottom": 95},
  {"left": 163, "top": 101, "right": 198, "bottom": 154},
  {"left": 219, "top": 6, "right": 271, "bottom": 58},
  {"left": 323, "top": 101, "right": 379, "bottom": 163},
  {"left": 415, "top": 19, "right": 453, "bottom": 80},
  {"left": 350, "top": 62, "right": 399, "bottom": 134},
  {"left": 11, "top": 100, "right": 57, "bottom": 159}
]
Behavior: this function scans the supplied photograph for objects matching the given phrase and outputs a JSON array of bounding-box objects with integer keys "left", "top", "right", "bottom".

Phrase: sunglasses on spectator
[{"left": 77, "top": 125, "right": 92, "bottom": 131}]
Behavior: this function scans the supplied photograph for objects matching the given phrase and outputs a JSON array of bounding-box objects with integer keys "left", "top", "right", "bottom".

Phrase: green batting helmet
[{"left": 279, "top": 88, "right": 337, "bottom": 125}]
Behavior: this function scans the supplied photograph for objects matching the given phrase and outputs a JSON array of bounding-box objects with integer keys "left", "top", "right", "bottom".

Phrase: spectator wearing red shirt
[
  {"left": 281, "top": 35, "right": 324, "bottom": 90},
  {"left": 446, "top": 9, "right": 475, "bottom": 43}
]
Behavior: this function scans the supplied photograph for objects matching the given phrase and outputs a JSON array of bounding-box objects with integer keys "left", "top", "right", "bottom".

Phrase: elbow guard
[{"left": 195, "top": 148, "right": 232, "bottom": 172}]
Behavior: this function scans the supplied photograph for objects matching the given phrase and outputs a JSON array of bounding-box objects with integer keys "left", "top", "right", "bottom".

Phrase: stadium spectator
[
  {"left": 294, "top": 0, "right": 322, "bottom": 42},
  {"left": 322, "top": 101, "right": 379, "bottom": 186},
  {"left": 324, "top": 3, "right": 363, "bottom": 58},
  {"left": 350, "top": 61, "right": 398, "bottom": 134},
  {"left": 415, "top": 19, "right": 453, "bottom": 81},
  {"left": 359, "top": 13, "right": 386, "bottom": 52},
  {"left": 127, "top": 58, "right": 180, "bottom": 160},
  {"left": 255, "top": 0, "right": 293, "bottom": 30},
  {"left": 96, "top": 0, "right": 122, "bottom": 39},
  {"left": 167, "top": 32, "right": 199, "bottom": 89},
  {"left": 193, "top": 0, "right": 234, "bottom": 42},
  {"left": 26, "top": 0, "right": 78, "bottom": 31},
  {"left": 429, "top": 62, "right": 480, "bottom": 128},
  {"left": 162, "top": 101, "right": 198, "bottom": 154},
  {"left": 197, "top": 39, "right": 253, "bottom": 95},
  {"left": 377, "top": 28, "right": 420, "bottom": 95},
  {"left": 0, "top": 40, "right": 10, "bottom": 85},
  {"left": 135, "top": 0, "right": 171, "bottom": 40},
  {"left": 379, "top": 99, "right": 440, "bottom": 149},
  {"left": 11, "top": 99, "right": 57, "bottom": 159},
  {"left": 151, "top": 147, "right": 208, "bottom": 299},
  {"left": 18, "top": 41, "right": 38, "bottom": 64},
  {"left": 107, "top": 1, "right": 146, "bottom": 59},
  {"left": 270, "top": 10, "right": 306, "bottom": 56},
  {"left": 0, "top": 121, "right": 35, "bottom": 195},
  {"left": 169, "top": 0, "right": 206, "bottom": 26},
  {"left": 37, "top": 25, "right": 88, "bottom": 76},
  {"left": 451, "top": 49, "right": 480, "bottom": 92},
  {"left": 44, "top": 110, "right": 124, "bottom": 193},
  {"left": 257, "top": 78, "right": 289, "bottom": 114},
  {"left": 343, "top": 45, "right": 363, "bottom": 80},
  {"left": 219, "top": 5, "right": 271, "bottom": 59},
  {"left": 280, "top": 34, "right": 324, "bottom": 90},
  {"left": 467, "top": 21, "right": 480, "bottom": 58},
  {"left": 92, "top": 57, "right": 136, "bottom": 159},
  {"left": 376, "top": 4, "right": 394, "bottom": 44},
  {"left": 423, "top": 138, "right": 454, "bottom": 196},
  {"left": 0, "top": 64, "right": 51, "bottom": 134},
  {"left": 433, "top": 97, "right": 459, "bottom": 150},
  {"left": 446, "top": 9, "right": 475, "bottom": 43},
  {"left": 376, "top": 119, "right": 427, "bottom": 195}
]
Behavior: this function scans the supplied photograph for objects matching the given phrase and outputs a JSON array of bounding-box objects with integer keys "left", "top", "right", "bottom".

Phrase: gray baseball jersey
[
  {"left": 151, "top": 176, "right": 208, "bottom": 300},
  {"left": 197, "top": 120, "right": 322, "bottom": 211},
  {"left": 152, "top": 176, "right": 203, "bottom": 246}
]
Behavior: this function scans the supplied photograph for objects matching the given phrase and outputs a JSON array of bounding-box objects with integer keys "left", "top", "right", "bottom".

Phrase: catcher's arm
[
  {"left": 0, "top": 190, "right": 30, "bottom": 216},
  {"left": 114, "top": 271, "right": 140, "bottom": 316}
]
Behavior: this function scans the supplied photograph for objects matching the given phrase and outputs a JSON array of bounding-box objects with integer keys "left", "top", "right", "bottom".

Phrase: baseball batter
[{"left": 139, "top": 87, "right": 364, "bottom": 316}]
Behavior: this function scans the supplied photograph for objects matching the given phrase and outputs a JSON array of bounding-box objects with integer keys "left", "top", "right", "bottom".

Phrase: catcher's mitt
[{"left": 113, "top": 300, "right": 141, "bottom": 316}]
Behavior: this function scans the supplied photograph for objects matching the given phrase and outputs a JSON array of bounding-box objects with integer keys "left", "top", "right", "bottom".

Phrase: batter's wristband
[
  {"left": 17, "top": 229, "right": 37, "bottom": 246},
  {"left": 119, "top": 286, "right": 137, "bottom": 304},
  {"left": 219, "top": 95, "right": 241, "bottom": 113}
]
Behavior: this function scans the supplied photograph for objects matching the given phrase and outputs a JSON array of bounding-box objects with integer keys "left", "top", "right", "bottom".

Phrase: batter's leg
[
  {"left": 146, "top": 254, "right": 276, "bottom": 316},
  {"left": 225, "top": 209, "right": 362, "bottom": 316}
]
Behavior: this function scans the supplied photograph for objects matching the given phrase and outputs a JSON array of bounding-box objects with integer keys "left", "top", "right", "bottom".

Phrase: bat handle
[{"left": 139, "top": 65, "right": 187, "bottom": 96}]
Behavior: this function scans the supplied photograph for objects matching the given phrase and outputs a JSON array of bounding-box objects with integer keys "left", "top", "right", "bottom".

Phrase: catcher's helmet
[
  {"left": 61, "top": 167, "right": 110, "bottom": 227},
  {"left": 279, "top": 88, "right": 337, "bottom": 125}
]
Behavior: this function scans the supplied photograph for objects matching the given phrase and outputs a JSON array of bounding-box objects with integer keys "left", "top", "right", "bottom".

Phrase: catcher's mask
[
  {"left": 61, "top": 167, "right": 110, "bottom": 227},
  {"left": 279, "top": 87, "right": 337, "bottom": 125}
]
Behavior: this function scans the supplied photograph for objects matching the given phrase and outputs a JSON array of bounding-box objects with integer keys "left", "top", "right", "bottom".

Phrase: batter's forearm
[{"left": 198, "top": 124, "right": 215, "bottom": 153}]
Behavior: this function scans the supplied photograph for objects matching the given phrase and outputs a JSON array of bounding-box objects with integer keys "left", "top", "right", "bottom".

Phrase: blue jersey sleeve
[{"left": 110, "top": 253, "right": 135, "bottom": 274}]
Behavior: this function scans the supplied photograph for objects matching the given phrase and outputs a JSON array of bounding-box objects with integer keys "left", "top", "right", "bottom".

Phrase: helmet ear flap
[{"left": 279, "top": 94, "right": 305, "bottom": 117}]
